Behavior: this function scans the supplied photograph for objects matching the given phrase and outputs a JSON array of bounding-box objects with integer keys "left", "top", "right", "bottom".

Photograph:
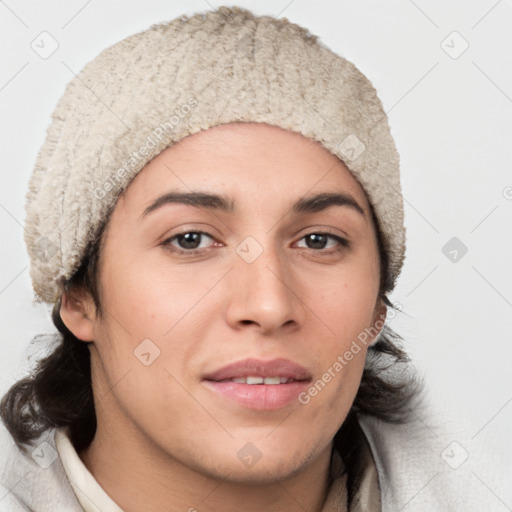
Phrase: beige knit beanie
[{"left": 24, "top": 6, "right": 406, "bottom": 304}]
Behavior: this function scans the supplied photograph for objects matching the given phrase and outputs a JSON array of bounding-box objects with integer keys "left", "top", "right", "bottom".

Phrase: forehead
[{"left": 114, "top": 122, "right": 372, "bottom": 220}]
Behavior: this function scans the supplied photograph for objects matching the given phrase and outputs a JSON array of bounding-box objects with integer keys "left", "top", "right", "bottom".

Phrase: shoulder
[
  {"left": 0, "top": 423, "right": 82, "bottom": 512},
  {"left": 358, "top": 400, "right": 491, "bottom": 511},
  {"left": 0, "top": 484, "right": 30, "bottom": 512}
]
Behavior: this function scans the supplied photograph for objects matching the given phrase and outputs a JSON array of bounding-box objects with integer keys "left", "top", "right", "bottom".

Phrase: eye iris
[
  {"left": 307, "top": 234, "right": 328, "bottom": 249},
  {"left": 178, "top": 232, "right": 202, "bottom": 249}
]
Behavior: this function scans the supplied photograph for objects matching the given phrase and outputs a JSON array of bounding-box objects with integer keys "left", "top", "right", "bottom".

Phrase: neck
[{"left": 78, "top": 420, "right": 334, "bottom": 512}]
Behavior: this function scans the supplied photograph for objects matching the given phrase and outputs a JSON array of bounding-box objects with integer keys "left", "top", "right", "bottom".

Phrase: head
[
  {"left": 1, "top": 6, "right": 420, "bottom": 485},
  {"left": 56, "top": 121, "right": 389, "bottom": 480}
]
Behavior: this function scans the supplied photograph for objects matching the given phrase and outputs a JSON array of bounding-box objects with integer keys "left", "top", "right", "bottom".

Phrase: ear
[
  {"left": 59, "top": 289, "right": 97, "bottom": 342},
  {"left": 368, "top": 299, "right": 387, "bottom": 347}
]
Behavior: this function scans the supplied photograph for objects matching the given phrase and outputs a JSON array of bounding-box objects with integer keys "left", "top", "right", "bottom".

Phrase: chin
[
  {"left": 172, "top": 439, "right": 314, "bottom": 485},
  {"left": 212, "top": 456, "right": 309, "bottom": 485}
]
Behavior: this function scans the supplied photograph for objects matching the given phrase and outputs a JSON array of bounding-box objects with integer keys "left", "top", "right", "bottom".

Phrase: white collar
[{"left": 54, "top": 427, "right": 124, "bottom": 512}]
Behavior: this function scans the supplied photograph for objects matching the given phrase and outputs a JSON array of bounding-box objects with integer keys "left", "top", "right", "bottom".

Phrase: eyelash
[{"left": 161, "top": 230, "right": 350, "bottom": 256}]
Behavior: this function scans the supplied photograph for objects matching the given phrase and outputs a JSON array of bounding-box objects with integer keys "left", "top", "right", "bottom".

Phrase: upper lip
[{"left": 203, "top": 358, "right": 312, "bottom": 382}]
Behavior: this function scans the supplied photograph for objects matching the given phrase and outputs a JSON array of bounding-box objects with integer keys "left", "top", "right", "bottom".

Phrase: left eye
[
  {"left": 296, "top": 233, "right": 348, "bottom": 251},
  {"left": 162, "top": 231, "right": 348, "bottom": 253}
]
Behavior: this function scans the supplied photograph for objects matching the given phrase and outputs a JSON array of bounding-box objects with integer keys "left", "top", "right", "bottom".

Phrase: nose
[{"left": 225, "top": 239, "right": 303, "bottom": 335}]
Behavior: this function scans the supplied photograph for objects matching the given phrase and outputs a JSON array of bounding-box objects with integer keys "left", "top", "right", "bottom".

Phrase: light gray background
[{"left": 1, "top": 0, "right": 511, "bottom": 507}]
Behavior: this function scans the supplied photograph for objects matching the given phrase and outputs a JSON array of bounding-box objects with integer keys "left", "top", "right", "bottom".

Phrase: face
[{"left": 67, "top": 122, "right": 386, "bottom": 483}]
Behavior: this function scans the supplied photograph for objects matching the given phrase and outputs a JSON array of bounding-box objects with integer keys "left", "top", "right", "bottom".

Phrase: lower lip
[{"left": 202, "top": 380, "right": 310, "bottom": 410}]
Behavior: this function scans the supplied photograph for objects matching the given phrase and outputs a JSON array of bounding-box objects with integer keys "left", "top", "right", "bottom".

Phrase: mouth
[{"left": 202, "top": 358, "right": 312, "bottom": 410}]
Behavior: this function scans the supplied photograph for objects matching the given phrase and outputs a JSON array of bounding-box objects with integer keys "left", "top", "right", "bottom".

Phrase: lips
[
  {"left": 203, "top": 357, "right": 312, "bottom": 382},
  {"left": 202, "top": 358, "right": 312, "bottom": 410}
]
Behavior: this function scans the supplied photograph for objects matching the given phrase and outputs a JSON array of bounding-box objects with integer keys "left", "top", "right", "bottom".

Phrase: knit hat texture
[{"left": 24, "top": 6, "right": 406, "bottom": 304}]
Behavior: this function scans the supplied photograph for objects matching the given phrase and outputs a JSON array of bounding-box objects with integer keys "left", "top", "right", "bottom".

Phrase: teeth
[
  {"left": 229, "top": 376, "right": 291, "bottom": 385},
  {"left": 247, "top": 376, "right": 264, "bottom": 385}
]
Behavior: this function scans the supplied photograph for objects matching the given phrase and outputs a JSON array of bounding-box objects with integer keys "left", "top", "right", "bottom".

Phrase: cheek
[
  {"left": 314, "top": 271, "right": 378, "bottom": 343},
  {"left": 99, "top": 250, "right": 207, "bottom": 340},
  {"left": 301, "top": 269, "right": 377, "bottom": 409},
  {"left": 91, "top": 260, "right": 202, "bottom": 429},
  {"left": 93, "top": 252, "right": 216, "bottom": 409}
]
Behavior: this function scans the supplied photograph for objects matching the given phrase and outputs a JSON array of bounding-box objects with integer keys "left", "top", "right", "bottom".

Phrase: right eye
[{"left": 161, "top": 230, "right": 219, "bottom": 253}]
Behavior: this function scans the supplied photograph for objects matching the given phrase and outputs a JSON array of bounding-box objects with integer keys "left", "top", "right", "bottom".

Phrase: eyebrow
[{"left": 140, "top": 190, "right": 365, "bottom": 220}]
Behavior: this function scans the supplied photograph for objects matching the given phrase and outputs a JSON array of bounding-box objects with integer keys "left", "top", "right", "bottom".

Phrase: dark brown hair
[{"left": 1, "top": 198, "right": 423, "bottom": 500}]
